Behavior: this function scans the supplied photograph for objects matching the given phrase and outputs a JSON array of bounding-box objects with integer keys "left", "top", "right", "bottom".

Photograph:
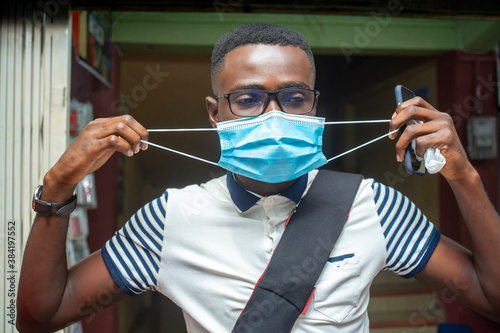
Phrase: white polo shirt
[{"left": 102, "top": 170, "right": 440, "bottom": 332}]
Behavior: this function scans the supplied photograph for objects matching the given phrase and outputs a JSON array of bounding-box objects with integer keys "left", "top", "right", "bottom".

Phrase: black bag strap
[{"left": 232, "top": 170, "right": 363, "bottom": 333}]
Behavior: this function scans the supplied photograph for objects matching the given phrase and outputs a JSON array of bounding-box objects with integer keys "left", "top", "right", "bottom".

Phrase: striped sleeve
[
  {"left": 101, "top": 191, "right": 168, "bottom": 295},
  {"left": 371, "top": 181, "right": 441, "bottom": 278}
]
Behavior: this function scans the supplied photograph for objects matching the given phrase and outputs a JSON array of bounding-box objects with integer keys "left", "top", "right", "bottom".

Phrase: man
[{"left": 17, "top": 23, "right": 500, "bottom": 332}]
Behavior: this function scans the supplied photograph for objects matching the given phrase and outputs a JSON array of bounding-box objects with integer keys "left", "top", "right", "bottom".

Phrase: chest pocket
[{"left": 313, "top": 255, "right": 361, "bottom": 323}]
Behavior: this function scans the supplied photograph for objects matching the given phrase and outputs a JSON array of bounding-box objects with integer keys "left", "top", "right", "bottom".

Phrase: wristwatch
[{"left": 32, "top": 185, "right": 77, "bottom": 217}]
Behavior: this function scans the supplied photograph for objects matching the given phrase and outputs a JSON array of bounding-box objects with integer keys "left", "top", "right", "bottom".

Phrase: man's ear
[{"left": 206, "top": 96, "right": 219, "bottom": 128}]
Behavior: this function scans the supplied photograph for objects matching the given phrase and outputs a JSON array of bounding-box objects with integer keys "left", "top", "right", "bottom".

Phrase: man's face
[{"left": 206, "top": 44, "right": 316, "bottom": 125}]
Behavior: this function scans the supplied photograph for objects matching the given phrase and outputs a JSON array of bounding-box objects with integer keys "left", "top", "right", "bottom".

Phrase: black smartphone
[{"left": 395, "top": 85, "right": 425, "bottom": 176}]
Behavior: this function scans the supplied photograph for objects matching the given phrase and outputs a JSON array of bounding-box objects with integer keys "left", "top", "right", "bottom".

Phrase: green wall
[{"left": 111, "top": 11, "right": 500, "bottom": 55}]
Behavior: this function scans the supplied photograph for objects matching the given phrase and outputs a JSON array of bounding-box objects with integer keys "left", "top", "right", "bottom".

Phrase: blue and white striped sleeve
[
  {"left": 101, "top": 191, "right": 168, "bottom": 296},
  {"left": 372, "top": 181, "right": 441, "bottom": 278}
]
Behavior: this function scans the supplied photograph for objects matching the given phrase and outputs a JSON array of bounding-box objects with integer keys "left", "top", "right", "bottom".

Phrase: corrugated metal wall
[{"left": 0, "top": 3, "right": 70, "bottom": 332}]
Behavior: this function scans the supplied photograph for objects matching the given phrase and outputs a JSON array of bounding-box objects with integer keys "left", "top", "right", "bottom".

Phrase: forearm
[
  {"left": 447, "top": 166, "right": 500, "bottom": 309},
  {"left": 17, "top": 116, "right": 147, "bottom": 331},
  {"left": 17, "top": 171, "right": 77, "bottom": 326}
]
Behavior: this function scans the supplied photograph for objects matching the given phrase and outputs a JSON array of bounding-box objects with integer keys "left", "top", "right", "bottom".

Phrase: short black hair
[{"left": 211, "top": 23, "right": 316, "bottom": 93}]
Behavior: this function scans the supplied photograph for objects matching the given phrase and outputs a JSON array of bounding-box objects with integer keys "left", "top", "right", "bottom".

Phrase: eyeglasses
[{"left": 215, "top": 88, "right": 320, "bottom": 117}]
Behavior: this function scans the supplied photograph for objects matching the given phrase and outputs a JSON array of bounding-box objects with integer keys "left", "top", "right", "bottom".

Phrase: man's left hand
[{"left": 388, "top": 97, "right": 474, "bottom": 182}]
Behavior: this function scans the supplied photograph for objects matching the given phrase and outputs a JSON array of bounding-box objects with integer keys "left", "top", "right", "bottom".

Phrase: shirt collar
[{"left": 226, "top": 171, "right": 308, "bottom": 212}]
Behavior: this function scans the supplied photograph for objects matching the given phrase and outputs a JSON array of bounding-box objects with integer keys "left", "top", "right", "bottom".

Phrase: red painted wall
[
  {"left": 70, "top": 44, "right": 121, "bottom": 333},
  {"left": 437, "top": 50, "right": 500, "bottom": 332}
]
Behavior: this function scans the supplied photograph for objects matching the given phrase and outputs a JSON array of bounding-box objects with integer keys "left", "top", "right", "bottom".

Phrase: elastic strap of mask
[
  {"left": 148, "top": 128, "right": 217, "bottom": 132},
  {"left": 327, "top": 128, "right": 399, "bottom": 162},
  {"left": 140, "top": 140, "right": 219, "bottom": 166},
  {"left": 324, "top": 119, "right": 390, "bottom": 125}
]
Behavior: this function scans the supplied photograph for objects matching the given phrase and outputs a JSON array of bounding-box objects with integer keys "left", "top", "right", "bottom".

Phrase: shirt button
[
  {"left": 268, "top": 198, "right": 275, "bottom": 205},
  {"left": 269, "top": 225, "right": 275, "bottom": 233}
]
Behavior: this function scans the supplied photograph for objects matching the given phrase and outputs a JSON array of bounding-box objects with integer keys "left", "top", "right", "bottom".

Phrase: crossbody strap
[{"left": 232, "top": 170, "right": 363, "bottom": 333}]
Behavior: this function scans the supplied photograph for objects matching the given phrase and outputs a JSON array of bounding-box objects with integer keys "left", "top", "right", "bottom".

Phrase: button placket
[
  {"left": 260, "top": 201, "right": 273, "bottom": 254},
  {"left": 265, "top": 198, "right": 278, "bottom": 236}
]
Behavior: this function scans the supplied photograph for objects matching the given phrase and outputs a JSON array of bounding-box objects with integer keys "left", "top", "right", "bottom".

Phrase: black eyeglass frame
[{"left": 215, "top": 88, "right": 320, "bottom": 117}]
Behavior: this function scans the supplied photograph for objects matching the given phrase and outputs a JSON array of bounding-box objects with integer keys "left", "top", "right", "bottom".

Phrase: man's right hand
[
  {"left": 46, "top": 115, "right": 149, "bottom": 195},
  {"left": 17, "top": 115, "right": 148, "bottom": 332}
]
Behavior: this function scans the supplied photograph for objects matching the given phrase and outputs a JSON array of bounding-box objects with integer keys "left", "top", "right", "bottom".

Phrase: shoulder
[{"left": 368, "top": 179, "right": 405, "bottom": 212}]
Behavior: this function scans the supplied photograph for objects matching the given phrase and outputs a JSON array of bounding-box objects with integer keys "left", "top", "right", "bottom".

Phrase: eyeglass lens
[{"left": 229, "top": 89, "right": 315, "bottom": 116}]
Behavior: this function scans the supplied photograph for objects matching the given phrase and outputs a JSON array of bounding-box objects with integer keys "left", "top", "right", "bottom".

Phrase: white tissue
[
  {"left": 413, "top": 139, "right": 446, "bottom": 174},
  {"left": 423, "top": 148, "right": 446, "bottom": 174}
]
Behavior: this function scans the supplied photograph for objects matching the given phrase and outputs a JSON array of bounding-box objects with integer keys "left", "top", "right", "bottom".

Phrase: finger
[
  {"left": 110, "top": 115, "right": 149, "bottom": 153},
  {"left": 412, "top": 131, "right": 447, "bottom": 158},
  {"left": 394, "top": 120, "right": 447, "bottom": 161},
  {"left": 111, "top": 121, "right": 143, "bottom": 154},
  {"left": 90, "top": 116, "right": 149, "bottom": 154},
  {"left": 120, "top": 115, "right": 152, "bottom": 154},
  {"left": 389, "top": 106, "right": 430, "bottom": 140},
  {"left": 389, "top": 97, "right": 440, "bottom": 139},
  {"left": 390, "top": 105, "right": 437, "bottom": 131},
  {"left": 89, "top": 135, "right": 127, "bottom": 158},
  {"left": 389, "top": 105, "right": 448, "bottom": 142},
  {"left": 398, "top": 96, "right": 438, "bottom": 113},
  {"left": 118, "top": 115, "right": 149, "bottom": 149},
  {"left": 94, "top": 134, "right": 136, "bottom": 157},
  {"left": 412, "top": 126, "right": 458, "bottom": 156},
  {"left": 393, "top": 96, "right": 438, "bottom": 120}
]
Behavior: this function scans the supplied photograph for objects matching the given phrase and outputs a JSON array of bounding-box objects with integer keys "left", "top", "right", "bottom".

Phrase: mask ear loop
[
  {"left": 327, "top": 128, "right": 399, "bottom": 162},
  {"left": 140, "top": 139, "right": 219, "bottom": 166},
  {"left": 140, "top": 128, "right": 219, "bottom": 166},
  {"left": 148, "top": 128, "right": 217, "bottom": 132},
  {"left": 324, "top": 119, "right": 390, "bottom": 125}
]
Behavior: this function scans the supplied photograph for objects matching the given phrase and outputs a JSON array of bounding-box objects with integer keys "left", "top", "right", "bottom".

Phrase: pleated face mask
[
  {"left": 216, "top": 110, "right": 327, "bottom": 183},
  {"left": 142, "top": 112, "right": 401, "bottom": 183}
]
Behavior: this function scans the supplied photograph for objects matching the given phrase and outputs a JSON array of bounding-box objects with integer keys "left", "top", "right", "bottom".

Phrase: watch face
[
  {"left": 34, "top": 185, "right": 43, "bottom": 200},
  {"left": 33, "top": 186, "right": 41, "bottom": 208},
  {"left": 32, "top": 186, "right": 45, "bottom": 214}
]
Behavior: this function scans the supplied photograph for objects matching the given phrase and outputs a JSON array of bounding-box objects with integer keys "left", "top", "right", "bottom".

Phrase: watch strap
[{"left": 32, "top": 185, "right": 77, "bottom": 217}]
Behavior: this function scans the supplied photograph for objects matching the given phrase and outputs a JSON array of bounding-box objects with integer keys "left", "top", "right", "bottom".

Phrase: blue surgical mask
[
  {"left": 142, "top": 113, "right": 397, "bottom": 183},
  {"left": 216, "top": 110, "right": 327, "bottom": 183}
]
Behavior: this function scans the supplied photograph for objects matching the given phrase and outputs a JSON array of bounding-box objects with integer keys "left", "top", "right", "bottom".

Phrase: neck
[{"left": 234, "top": 174, "right": 296, "bottom": 196}]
